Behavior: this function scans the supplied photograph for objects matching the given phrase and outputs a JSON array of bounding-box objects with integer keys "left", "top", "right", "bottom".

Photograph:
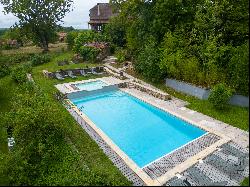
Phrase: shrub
[
  {"left": 10, "top": 63, "right": 32, "bottom": 83},
  {"left": 73, "top": 31, "right": 107, "bottom": 62},
  {"left": 30, "top": 54, "right": 51, "bottom": 66},
  {"left": 0, "top": 85, "right": 132, "bottom": 186},
  {"left": 115, "top": 48, "right": 127, "bottom": 63},
  {"left": 208, "top": 83, "right": 233, "bottom": 110},
  {"left": 78, "top": 46, "right": 101, "bottom": 62},
  {"left": 135, "top": 37, "right": 166, "bottom": 82},
  {"left": 0, "top": 54, "right": 33, "bottom": 65},
  {"left": 66, "top": 31, "right": 79, "bottom": 50},
  {"left": 228, "top": 43, "right": 249, "bottom": 96},
  {"left": 0, "top": 64, "right": 10, "bottom": 78},
  {"left": 74, "top": 31, "right": 107, "bottom": 52},
  {"left": 104, "top": 16, "right": 127, "bottom": 47}
]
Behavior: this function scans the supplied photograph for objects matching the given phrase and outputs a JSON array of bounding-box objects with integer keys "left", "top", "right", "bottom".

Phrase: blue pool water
[
  {"left": 71, "top": 89, "right": 206, "bottom": 168},
  {"left": 75, "top": 80, "right": 107, "bottom": 91}
]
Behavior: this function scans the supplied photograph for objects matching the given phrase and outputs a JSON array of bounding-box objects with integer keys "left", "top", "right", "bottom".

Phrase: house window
[{"left": 97, "top": 25, "right": 102, "bottom": 31}]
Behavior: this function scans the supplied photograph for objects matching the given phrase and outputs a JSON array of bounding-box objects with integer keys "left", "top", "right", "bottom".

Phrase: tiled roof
[{"left": 89, "top": 3, "right": 116, "bottom": 21}]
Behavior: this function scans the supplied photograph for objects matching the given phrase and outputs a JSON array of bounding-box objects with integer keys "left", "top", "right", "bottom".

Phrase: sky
[{"left": 0, "top": 0, "right": 109, "bottom": 29}]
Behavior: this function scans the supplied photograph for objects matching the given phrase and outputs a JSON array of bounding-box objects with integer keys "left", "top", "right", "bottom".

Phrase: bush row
[
  {"left": 0, "top": 53, "right": 51, "bottom": 80},
  {"left": 30, "top": 54, "right": 51, "bottom": 66},
  {"left": 10, "top": 63, "right": 32, "bottom": 84}
]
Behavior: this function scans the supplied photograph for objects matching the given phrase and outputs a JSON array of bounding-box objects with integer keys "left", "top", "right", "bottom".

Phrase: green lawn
[
  {"left": 241, "top": 177, "right": 249, "bottom": 186},
  {"left": 33, "top": 51, "right": 105, "bottom": 77},
  {"left": 1, "top": 43, "right": 68, "bottom": 55},
  {"left": 155, "top": 83, "right": 249, "bottom": 131}
]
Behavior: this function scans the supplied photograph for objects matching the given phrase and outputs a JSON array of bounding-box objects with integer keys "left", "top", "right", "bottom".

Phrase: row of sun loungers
[
  {"left": 55, "top": 67, "right": 104, "bottom": 80},
  {"left": 167, "top": 142, "right": 248, "bottom": 186},
  {"left": 168, "top": 167, "right": 228, "bottom": 186}
]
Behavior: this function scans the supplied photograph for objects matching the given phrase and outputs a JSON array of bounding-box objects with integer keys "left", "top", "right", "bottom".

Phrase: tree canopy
[
  {"left": 0, "top": 0, "right": 74, "bottom": 52},
  {"left": 107, "top": 0, "right": 249, "bottom": 95}
]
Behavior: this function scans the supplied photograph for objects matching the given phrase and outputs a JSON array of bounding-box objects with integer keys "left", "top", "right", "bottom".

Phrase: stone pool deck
[{"left": 55, "top": 75, "right": 249, "bottom": 186}]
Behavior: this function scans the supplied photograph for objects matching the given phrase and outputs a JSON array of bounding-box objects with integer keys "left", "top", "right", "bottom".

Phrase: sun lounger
[
  {"left": 55, "top": 72, "right": 65, "bottom": 80},
  {"left": 168, "top": 177, "right": 191, "bottom": 186},
  {"left": 84, "top": 68, "right": 92, "bottom": 74},
  {"left": 185, "top": 167, "right": 228, "bottom": 186},
  {"left": 204, "top": 154, "right": 245, "bottom": 180},
  {"left": 67, "top": 70, "right": 77, "bottom": 78},
  {"left": 80, "top": 69, "right": 87, "bottom": 76},
  {"left": 221, "top": 143, "right": 248, "bottom": 158},
  {"left": 91, "top": 67, "right": 103, "bottom": 75},
  {"left": 167, "top": 176, "right": 192, "bottom": 186},
  {"left": 97, "top": 66, "right": 104, "bottom": 72}
]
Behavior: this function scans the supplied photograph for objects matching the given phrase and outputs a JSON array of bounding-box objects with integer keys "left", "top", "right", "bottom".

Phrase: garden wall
[{"left": 165, "top": 79, "right": 249, "bottom": 107}]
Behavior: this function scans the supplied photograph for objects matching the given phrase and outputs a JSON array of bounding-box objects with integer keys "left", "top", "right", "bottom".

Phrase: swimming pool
[
  {"left": 70, "top": 89, "right": 206, "bottom": 168},
  {"left": 75, "top": 80, "right": 107, "bottom": 91}
]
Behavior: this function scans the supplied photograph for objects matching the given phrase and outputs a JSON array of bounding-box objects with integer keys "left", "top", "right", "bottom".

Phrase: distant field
[
  {"left": 0, "top": 28, "right": 8, "bottom": 37},
  {"left": 1, "top": 43, "right": 68, "bottom": 55}
]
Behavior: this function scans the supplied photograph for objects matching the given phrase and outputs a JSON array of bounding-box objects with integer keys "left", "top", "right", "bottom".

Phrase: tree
[
  {"left": 104, "top": 16, "right": 127, "bottom": 47},
  {"left": 66, "top": 31, "right": 79, "bottom": 49},
  {"left": 0, "top": 0, "right": 73, "bottom": 52},
  {"left": 1, "top": 27, "right": 28, "bottom": 46},
  {"left": 0, "top": 28, "right": 8, "bottom": 38},
  {"left": 111, "top": 0, "right": 249, "bottom": 94}
]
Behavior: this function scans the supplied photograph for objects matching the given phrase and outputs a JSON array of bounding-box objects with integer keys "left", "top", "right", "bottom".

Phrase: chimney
[{"left": 97, "top": 3, "right": 100, "bottom": 16}]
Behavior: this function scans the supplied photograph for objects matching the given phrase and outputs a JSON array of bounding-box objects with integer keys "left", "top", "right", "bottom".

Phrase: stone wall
[
  {"left": 229, "top": 95, "right": 249, "bottom": 107},
  {"left": 166, "top": 78, "right": 249, "bottom": 107},
  {"left": 166, "top": 79, "right": 210, "bottom": 100},
  {"left": 120, "top": 82, "right": 171, "bottom": 101},
  {"left": 43, "top": 66, "right": 105, "bottom": 79}
]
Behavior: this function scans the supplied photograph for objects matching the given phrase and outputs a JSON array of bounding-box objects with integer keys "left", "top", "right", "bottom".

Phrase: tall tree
[{"left": 0, "top": 0, "right": 73, "bottom": 52}]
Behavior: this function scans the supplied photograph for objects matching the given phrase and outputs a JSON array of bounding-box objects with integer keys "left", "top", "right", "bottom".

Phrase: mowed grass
[
  {"left": 37, "top": 51, "right": 103, "bottom": 73},
  {"left": 125, "top": 69, "right": 249, "bottom": 132},
  {"left": 1, "top": 43, "right": 68, "bottom": 55},
  {"left": 156, "top": 83, "right": 249, "bottom": 131},
  {"left": 241, "top": 177, "right": 249, "bottom": 186}
]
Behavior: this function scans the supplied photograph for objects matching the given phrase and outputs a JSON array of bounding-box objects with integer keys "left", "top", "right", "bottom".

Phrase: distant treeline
[{"left": 0, "top": 28, "right": 9, "bottom": 37}]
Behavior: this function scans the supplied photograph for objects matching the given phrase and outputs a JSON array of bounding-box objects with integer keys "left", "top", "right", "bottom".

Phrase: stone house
[{"left": 88, "top": 3, "right": 118, "bottom": 32}]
